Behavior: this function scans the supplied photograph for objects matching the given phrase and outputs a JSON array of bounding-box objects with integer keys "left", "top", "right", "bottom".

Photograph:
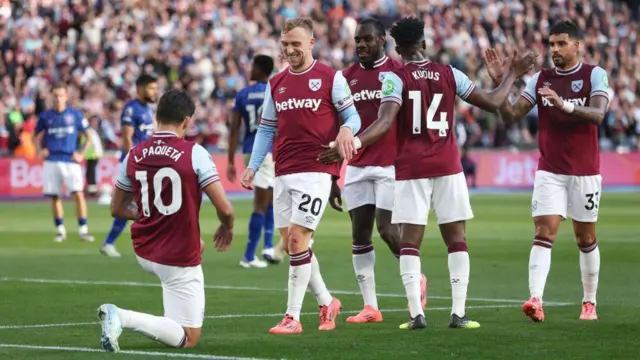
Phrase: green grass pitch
[{"left": 0, "top": 193, "right": 639, "bottom": 360}]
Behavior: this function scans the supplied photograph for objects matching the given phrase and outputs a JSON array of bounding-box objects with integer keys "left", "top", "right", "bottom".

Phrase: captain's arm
[
  {"left": 227, "top": 92, "right": 243, "bottom": 165},
  {"left": 110, "top": 153, "right": 138, "bottom": 220},
  {"left": 568, "top": 67, "right": 612, "bottom": 125},
  {"left": 247, "top": 83, "right": 277, "bottom": 172},
  {"left": 356, "top": 73, "right": 402, "bottom": 148},
  {"left": 193, "top": 144, "right": 234, "bottom": 230},
  {"left": 456, "top": 65, "right": 519, "bottom": 112},
  {"left": 332, "top": 71, "right": 361, "bottom": 135}
]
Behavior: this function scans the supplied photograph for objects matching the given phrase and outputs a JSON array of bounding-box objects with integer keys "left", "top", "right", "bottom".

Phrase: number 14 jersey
[{"left": 381, "top": 59, "right": 475, "bottom": 180}]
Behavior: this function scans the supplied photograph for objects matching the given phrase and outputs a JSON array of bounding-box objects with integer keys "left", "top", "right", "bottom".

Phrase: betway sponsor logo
[
  {"left": 275, "top": 98, "right": 321, "bottom": 112},
  {"left": 542, "top": 97, "right": 586, "bottom": 107},
  {"left": 353, "top": 89, "right": 381, "bottom": 102}
]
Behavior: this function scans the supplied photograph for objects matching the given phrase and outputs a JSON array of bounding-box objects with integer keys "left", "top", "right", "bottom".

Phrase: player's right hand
[
  {"left": 240, "top": 169, "right": 255, "bottom": 190},
  {"left": 509, "top": 50, "right": 537, "bottom": 78},
  {"left": 335, "top": 127, "right": 356, "bottom": 162},
  {"left": 213, "top": 224, "right": 233, "bottom": 252},
  {"left": 483, "top": 48, "right": 509, "bottom": 85},
  {"left": 226, "top": 164, "right": 237, "bottom": 183},
  {"left": 38, "top": 148, "right": 49, "bottom": 159}
]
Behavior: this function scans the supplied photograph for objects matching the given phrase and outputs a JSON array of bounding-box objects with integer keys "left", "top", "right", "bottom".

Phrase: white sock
[
  {"left": 448, "top": 251, "right": 470, "bottom": 317},
  {"left": 352, "top": 245, "right": 378, "bottom": 309},
  {"left": 579, "top": 242, "right": 600, "bottom": 304},
  {"left": 400, "top": 253, "right": 423, "bottom": 318},
  {"left": 117, "top": 308, "right": 186, "bottom": 347},
  {"left": 287, "top": 250, "right": 312, "bottom": 321},
  {"left": 308, "top": 251, "right": 332, "bottom": 307},
  {"left": 529, "top": 241, "right": 552, "bottom": 301}
]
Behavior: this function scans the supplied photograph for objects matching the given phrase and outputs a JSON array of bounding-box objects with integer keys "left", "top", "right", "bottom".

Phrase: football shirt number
[
  {"left": 135, "top": 168, "right": 183, "bottom": 217},
  {"left": 408, "top": 91, "right": 448, "bottom": 137},
  {"left": 246, "top": 104, "right": 263, "bottom": 132}
]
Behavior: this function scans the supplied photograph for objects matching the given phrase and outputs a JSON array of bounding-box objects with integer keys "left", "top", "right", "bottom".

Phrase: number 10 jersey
[
  {"left": 116, "top": 131, "right": 220, "bottom": 267},
  {"left": 380, "top": 59, "right": 475, "bottom": 180}
]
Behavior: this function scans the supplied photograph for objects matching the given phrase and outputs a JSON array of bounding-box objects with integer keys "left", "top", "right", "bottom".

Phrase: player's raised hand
[
  {"left": 226, "top": 163, "right": 237, "bottom": 183},
  {"left": 509, "top": 50, "right": 537, "bottom": 78},
  {"left": 537, "top": 87, "right": 563, "bottom": 108},
  {"left": 328, "top": 179, "right": 343, "bottom": 212},
  {"left": 213, "top": 224, "right": 233, "bottom": 252},
  {"left": 240, "top": 168, "right": 255, "bottom": 189},
  {"left": 483, "top": 48, "right": 509, "bottom": 85},
  {"left": 317, "top": 145, "right": 342, "bottom": 164},
  {"left": 335, "top": 127, "right": 356, "bottom": 161}
]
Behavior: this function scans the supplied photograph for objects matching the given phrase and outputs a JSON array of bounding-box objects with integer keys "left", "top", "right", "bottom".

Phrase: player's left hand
[
  {"left": 240, "top": 169, "right": 255, "bottom": 190},
  {"left": 537, "top": 87, "right": 563, "bottom": 108},
  {"left": 335, "top": 127, "right": 356, "bottom": 161},
  {"left": 72, "top": 152, "right": 84, "bottom": 163},
  {"left": 214, "top": 224, "right": 233, "bottom": 252},
  {"left": 317, "top": 146, "right": 342, "bottom": 164},
  {"left": 328, "top": 179, "right": 343, "bottom": 212}
]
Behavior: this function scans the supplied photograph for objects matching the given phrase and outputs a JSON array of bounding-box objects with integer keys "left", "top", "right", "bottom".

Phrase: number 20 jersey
[
  {"left": 116, "top": 131, "right": 219, "bottom": 267},
  {"left": 381, "top": 60, "right": 475, "bottom": 180}
]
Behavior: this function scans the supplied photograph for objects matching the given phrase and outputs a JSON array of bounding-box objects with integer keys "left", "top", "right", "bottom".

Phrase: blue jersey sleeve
[
  {"left": 76, "top": 110, "right": 89, "bottom": 133},
  {"left": 35, "top": 114, "right": 46, "bottom": 135},
  {"left": 260, "top": 82, "right": 277, "bottom": 125},
  {"left": 192, "top": 143, "right": 219, "bottom": 189},
  {"left": 121, "top": 104, "right": 135, "bottom": 127},
  {"left": 380, "top": 72, "right": 404, "bottom": 106},
  {"left": 115, "top": 153, "right": 133, "bottom": 192},
  {"left": 521, "top": 72, "right": 540, "bottom": 105},
  {"left": 450, "top": 66, "right": 476, "bottom": 100},
  {"left": 232, "top": 90, "right": 243, "bottom": 113},
  {"left": 590, "top": 66, "right": 613, "bottom": 101},
  {"left": 331, "top": 71, "right": 361, "bottom": 134}
]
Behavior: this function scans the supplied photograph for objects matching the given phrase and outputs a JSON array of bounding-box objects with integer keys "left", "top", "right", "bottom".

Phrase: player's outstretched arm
[
  {"left": 359, "top": 102, "right": 401, "bottom": 148},
  {"left": 483, "top": 49, "right": 536, "bottom": 125},
  {"left": 332, "top": 71, "right": 362, "bottom": 161},
  {"left": 121, "top": 105, "right": 135, "bottom": 153},
  {"left": 246, "top": 83, "right": 277, "bottom": 173}
]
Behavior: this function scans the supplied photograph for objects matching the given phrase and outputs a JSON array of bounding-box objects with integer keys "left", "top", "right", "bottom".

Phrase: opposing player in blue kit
[
  {"left": 35, "top": 84, "right": 97, "bottom": 243},
  {"left": 101, "top": 74, "right": 159, "bottom": 257},
  {"left": 227, "top": 55, "right": 279, "bottom": 268}
]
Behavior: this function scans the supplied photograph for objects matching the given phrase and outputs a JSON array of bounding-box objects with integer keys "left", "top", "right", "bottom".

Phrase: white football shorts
[
  {"left": 42, "top": 160, "right": 84, "bottom": 196},
  {"left": 392, "top": 172, "right": 474, "bottom": 225},
  {"left": 136, "top": 255, "right": 205, "bottom": 328},
  {"left": 531, "top": 170, "right": 602, "bottom": 222},
  {"left": 244, "top": 153, "right": 275, "bottom": 189},
  {"left": 343, "top": 165, "right": 394, "bottom": 211},
  {"left": 274, "top": 172, "right": 332, "bottom": 230}
]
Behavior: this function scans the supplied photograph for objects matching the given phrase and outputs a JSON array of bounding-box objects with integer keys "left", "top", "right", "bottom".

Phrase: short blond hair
[{"left": 282, "top": 18, "right": 314, "bottom": 35}]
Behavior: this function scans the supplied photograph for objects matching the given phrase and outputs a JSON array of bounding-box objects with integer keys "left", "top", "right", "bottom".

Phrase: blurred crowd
[{"left": 1, "top": 0, "right": 640, "bottom": 158}]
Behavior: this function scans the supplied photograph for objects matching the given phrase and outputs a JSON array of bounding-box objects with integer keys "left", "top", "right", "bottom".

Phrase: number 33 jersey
[
  {"left": 115, "top": 131, "right": 220, "bottom": 267},
  {"left": 381, "top": 60, "right": 475, "bottom": 180}
]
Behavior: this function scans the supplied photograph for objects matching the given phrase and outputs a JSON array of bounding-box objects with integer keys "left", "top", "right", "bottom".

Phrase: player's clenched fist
[
  {"left": 240, "top": 168, "right": 255, "bottom": 189},
  {"left": 335, "top": 127, "right": 356, "bottom": 161}
]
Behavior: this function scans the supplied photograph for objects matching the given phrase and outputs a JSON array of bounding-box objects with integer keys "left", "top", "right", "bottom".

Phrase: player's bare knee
[
  {"left": 439, "top": 221, "right": 466, "bottom": 248},
  {"left": 533, "top": 218, "right": 559, "bottom": 242},
  {"left": 287, "top": 225, "right": 312, "bottom": 253},
  {"left": 352, "top": 225, "right": 373, "bottom": 246},
  {"left": 182, "top": 327, "right": 201, "bottom": 348},
  {"left": 574, "top": 229, "right": 596, "bottom": 247},
  {"left": 377, "top": 222, "right": 398, "bottom": 244}
]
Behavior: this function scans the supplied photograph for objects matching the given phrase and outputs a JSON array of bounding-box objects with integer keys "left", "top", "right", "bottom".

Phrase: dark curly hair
[{"left": 389, "top": 17, "right": 425, "bottom": 48}]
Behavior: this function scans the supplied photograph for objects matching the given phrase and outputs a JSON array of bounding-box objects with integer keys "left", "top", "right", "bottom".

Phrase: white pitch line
[
  {"left": 0, "top": 344, "right": 282, "bottom": 360},
  {"left": 0, "top": 304, "right": 576, "bottom": 331},
  {"left": 0, "top": 277, "right": 573, "bottom": 306}
]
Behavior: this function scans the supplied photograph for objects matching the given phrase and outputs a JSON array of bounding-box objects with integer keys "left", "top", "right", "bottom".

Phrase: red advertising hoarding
[{"left": 1, "top": 151, "right": 639, "bottom": 198}]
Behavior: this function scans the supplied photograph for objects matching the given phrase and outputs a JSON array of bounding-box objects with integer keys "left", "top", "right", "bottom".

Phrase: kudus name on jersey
[
  {"left": 542, "top": 96, "right": 586, "bottom": 107},
  {"left": 275, "top": 98, "right": 321, "bottom": 112},
  {"left": 353, "top": 89, "right": 382, "bottom": 102},
  {"left": 411, "top": 70, "right": 440, "bottom": 81}
]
